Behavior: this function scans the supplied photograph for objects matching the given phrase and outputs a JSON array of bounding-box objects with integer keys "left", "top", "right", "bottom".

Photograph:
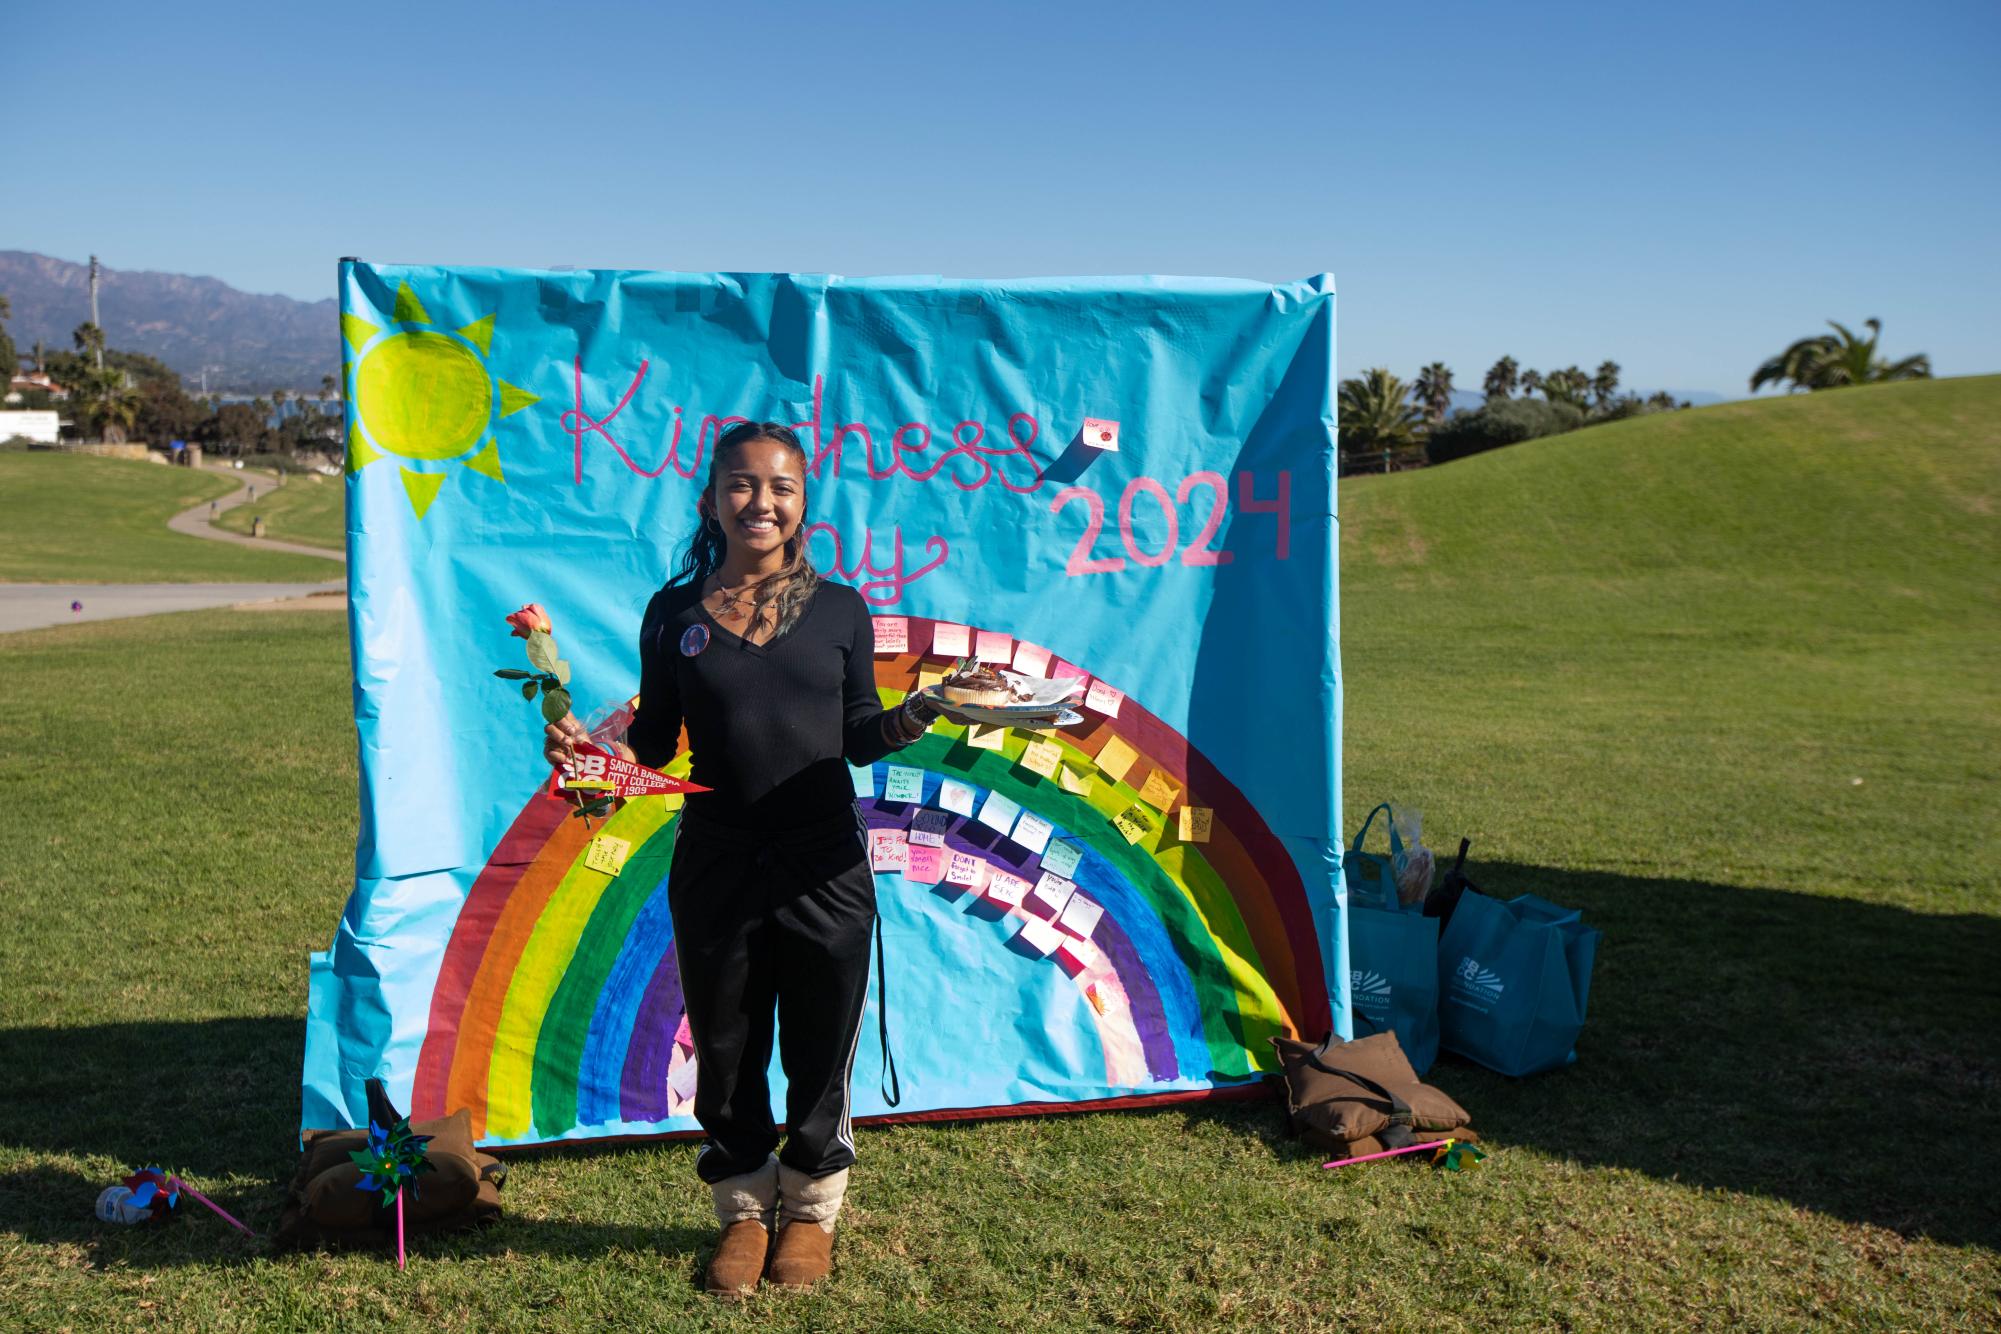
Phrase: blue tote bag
[
  {"left": 1342, "top": 804, "right": 1441, "bottom": 1072},
  {"left": 1348, "top": 905, "right": 1442, "bottom": 1074},
  {"left": 1437, "top": 892, "right": 1600, "bottom": 1077}
]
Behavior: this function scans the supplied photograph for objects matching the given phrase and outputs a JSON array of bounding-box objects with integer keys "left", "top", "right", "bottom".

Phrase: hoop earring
[{"left": 705, "top": 514, "right": 722, "bottom": 533}]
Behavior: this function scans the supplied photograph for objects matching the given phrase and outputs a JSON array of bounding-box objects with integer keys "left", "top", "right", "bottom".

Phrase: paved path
[
  {"left": 166, "top": 465, "right": 347, "bottom": 562},
  {"left": 0, "top": 582, "right": 345, "bottom": 635}
]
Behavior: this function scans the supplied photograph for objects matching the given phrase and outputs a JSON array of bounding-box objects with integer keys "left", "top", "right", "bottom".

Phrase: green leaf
[
  {"left": 492, "top": 668, "right": 532, "bottom": 680},
  {"left": 540, "top": 686, "right": 572, "bottom": 724},
  {"left": 524, "top": 629, "right": 558, "bottom": 674},
  {"left": 521, "top": 680, "right": 538, "bottom": 700},
  {"left": 555, "top": 659, "right": 572, "bottom": 685}
]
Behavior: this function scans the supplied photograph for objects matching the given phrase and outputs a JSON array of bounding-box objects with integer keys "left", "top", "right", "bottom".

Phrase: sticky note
[
  {"left": 1042, "top": 840, "right": 1083, "bottom": 879},
  {"left": 1058, "top": 934, "right": 1101, "bottom": 969},
  {"left": 1017, "top": 916, "right": 1066, "bottom": 957},
  {"left": 885, "top": 765, "right": 924, "bottom": 804},
  {"left": 1137, "top": 768, "right": 1182, "bottom": 813},
  {"left": 966, "top": 722, "right": 1008, "bottom": 752},
  {"left": 585, "top": 835, "right": 631, "bottom": 876},
  {"left": 1012, "top": 811, "right": 1053, "bottom": 854},
  {"left": 1095, "top": 735, "right": 1139, "bottom": 783},
  {"left": 916, "top": 666, "right": 945, "bottom": 690},
  {"left": 667, "top": 1054, "right": 700, "bottom": 1103},
  {"left": 938, "top": 779, "right": 976, "bottom": 816},
  {"left": 1085, "top": 984, "right": 1106, "bottom": 1015},
  {"left": 909, "top": 808, "right": 951, "bottom": 847},
  {"left": 1051, "top": 660, "right": 1088, "bottom": 682},
  {"left": 1030, "top": 871, "right": 1075, "bottom": 914},
  {"left": 1058, "top": 766, "right": 1094, "bottom": 797},
  {"left": 1082, "top": 417, "right": 1120, "bottom": 451},
  {"left": 905, "top": 844, "right": 946, "bottom": 885},
  {"left": 849, "top": 764, "right": 876, "bottom": 798},
  {"left": 1085, "top": 679, "right": 1124, "bottom": 718},
  {"left": 1057, "top": 893, "right": 1104, "bottom": 940},
  {"left": 868, "top": 828, "right": 908, "bottom": 872},
  {"left": 933, "top": 622, "right": 970, "bottom": 658},
  {"left": 1020, "top": 739, "right": 1063, "bottom": 779},
  {"left": 1178, "top": 806, "right": 1214, "bottom": 843},
  {"left": 1113, "top": 805, "right": 1154, "bottom": 845},
  {"left": 945, "top": 851, "right": 989, "bottom": 887},
  {"left": 1011, "top": 641, "right": 1052, "bottom": 677},
  {"left": 984, "top": 870, "right": 1030, "bottom": 907},
  {"left": 873, "top": 617, "right": 908, "bottom": 653},
  {"left": 975, "top": 630, "right": 1012, "bottom": 664},
  {"left": 977, "top": 790, "right": 1021, "bottom": 836}
]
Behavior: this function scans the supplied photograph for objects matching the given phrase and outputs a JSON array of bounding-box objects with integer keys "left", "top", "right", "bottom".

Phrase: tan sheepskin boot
[
  {"left": 768, "top": 1164, "right": 847, "bottom": 1288},
  {"left": 704, "top": 1157, "right": 778, "bottom": 1297}
]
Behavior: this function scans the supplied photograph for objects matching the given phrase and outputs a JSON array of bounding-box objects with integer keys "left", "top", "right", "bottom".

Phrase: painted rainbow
[{"left": 411, "top": 619, "right": 1331, "bottom": 1143}]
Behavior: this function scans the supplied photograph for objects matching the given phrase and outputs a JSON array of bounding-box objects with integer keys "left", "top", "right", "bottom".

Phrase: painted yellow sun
[{"left": 341, "top": 282, "right": 540, "bottom": 518}]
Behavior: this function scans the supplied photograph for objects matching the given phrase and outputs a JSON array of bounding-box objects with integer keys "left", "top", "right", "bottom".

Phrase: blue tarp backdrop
[{"left": 304, "top": 264, "right": 1346, "bottom": 1146}]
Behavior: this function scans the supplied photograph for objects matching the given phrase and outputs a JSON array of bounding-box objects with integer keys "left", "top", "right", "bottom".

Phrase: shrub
[{"left": 1426, "top": 396, "right": 1585, "bottom": 465}]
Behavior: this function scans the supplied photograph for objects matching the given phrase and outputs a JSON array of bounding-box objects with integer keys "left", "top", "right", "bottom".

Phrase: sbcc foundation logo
[
  {"left": 1450, "top": 956, "right": 1505, "bottom": 1010},
  {"left": 1350, "top": 969, "right": 1392, "bottom": 1019}
]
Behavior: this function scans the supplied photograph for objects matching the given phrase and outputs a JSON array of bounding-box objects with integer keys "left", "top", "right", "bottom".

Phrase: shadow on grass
[
  {"left": 5, "top": 865, "right": 1996, "bottom": 1254},
  {"left": 1177, "top": 863, "right": 2001, "bottom": 1250}
]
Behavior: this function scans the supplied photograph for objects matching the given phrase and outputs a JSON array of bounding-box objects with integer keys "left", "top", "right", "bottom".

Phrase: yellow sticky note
[
  {"left": 1095, "top": 735, "right": 1139, "bottom": 783},
  {"left": 584, "top": 835, "right": 632, "bottom": 876},
  {"left": 916, "top": 666, "right": 945, "bottom": 690},
  {"left": 1177, "top": 806, "right": 1214, "bottom": 843},
  {"left": 966, "top": 722, "right": 1008, "bottom": 752},
  {"left": 1059, "top": 766, "right": 1094, "bottom": 797},
  {"left": 1113, "top": 804, "right": 1155, "bottom": 845},
  {"left": 1020, "top": 739, "right": 1062, "bottom": 779},
  {"left": 1137, "top": 768, "right": 1182, "bottom": 813}
]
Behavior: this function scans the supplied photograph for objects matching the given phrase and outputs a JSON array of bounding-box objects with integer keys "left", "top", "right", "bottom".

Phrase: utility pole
[{"left": 88, "top": 255, "right": 103, "bottom": 369}]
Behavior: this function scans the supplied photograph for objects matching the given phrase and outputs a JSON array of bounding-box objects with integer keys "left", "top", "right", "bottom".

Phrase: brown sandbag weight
[{"left": 1271, "top": 1032, "right": 1476, "bottom": 1153}]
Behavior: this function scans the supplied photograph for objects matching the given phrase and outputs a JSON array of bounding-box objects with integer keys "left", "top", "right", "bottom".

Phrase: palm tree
[
  {"left": 1750, "top": 318, "right": 1931, "bottom": 393},
  {"left": 71, "top": 367, "right": 139, "bottom": 442},
  {"left": 1518, "top": 369, "right": 1544, "bottom": 398},
  {"left": 1483, "top": 356, "right": 1518, "bottom": 401},
  {"left": 1542, "top": 366, "right": 1592, "bottom": 411},
  {"left": 1412, "top": 362, "right": 1454, "bottom": 425},
  {"left": 1338, "top": 368, "right": 1424, "bottom": 454},
  {"left": 1592, "top": 360, "right": 1621, "bottom": 409}
]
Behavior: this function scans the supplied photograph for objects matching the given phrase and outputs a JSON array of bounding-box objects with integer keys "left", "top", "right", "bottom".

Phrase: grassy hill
[
  {"left": 0, "top": 378, "right": 1993, "bottom": 1328},
  {"left": 0, "top": 453, "right": 342, "bottom": 583}
]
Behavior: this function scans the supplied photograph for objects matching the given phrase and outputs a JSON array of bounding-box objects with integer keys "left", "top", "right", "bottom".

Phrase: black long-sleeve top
[{"left": 625, "top": 578, "right": 905, "bottom": 829}]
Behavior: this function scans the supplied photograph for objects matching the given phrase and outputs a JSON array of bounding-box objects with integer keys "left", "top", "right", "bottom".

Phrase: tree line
[
  {"left": 1338, "top": 356, "right": 1689, "bottom": 468},
  {"left": 4, "top": 302, "right": 340, "bottom": 458}
]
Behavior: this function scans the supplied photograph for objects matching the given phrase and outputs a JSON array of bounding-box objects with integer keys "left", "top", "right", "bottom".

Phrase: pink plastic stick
[
  {"left": 1321, "top": 1139, "right": 1456, "bottom": 1170},
  {"left": 396, "top": 1190, "right": 406, "bottom": 1270},
  {"left": 168, "top": 1178, "right": 257, "bottom": 1237}
]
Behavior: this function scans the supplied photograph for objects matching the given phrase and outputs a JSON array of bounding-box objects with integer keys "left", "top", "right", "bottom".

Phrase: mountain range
[
  {"left": 1, "top": 250, "right": 1728, "bottom": 404},
  {"left": 0, "top": 250, "right": 337, "bottom": 393}
]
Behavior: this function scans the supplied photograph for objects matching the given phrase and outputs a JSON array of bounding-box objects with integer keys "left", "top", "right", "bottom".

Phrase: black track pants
[{"left": 668, "top": 804, "right": 877, "bottom": 1183}]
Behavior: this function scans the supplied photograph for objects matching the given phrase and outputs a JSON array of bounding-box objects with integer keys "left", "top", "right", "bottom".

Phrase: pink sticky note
[
  {"left": 1057, "top": 933, "right": 1101, "bottom": 970},
  {"left": 868, "top": 828, "right": 908, "bottom": 873},
  {"left": 1011, "top": 641, "right": 1052, "bottom": 677},
  {"left": 872, "top": 617, "right": 909, "bottom": 654},
  {"left": 1050, "top": 660, "right": 1088, "bottom": 682},
  {"left": 1084, "top": 678, "right": 1124, "bottom": 718},
  {"left": 905, "top": 844, "right": 946, "bottom": 885},
  {"left": 932, "top": 622, "right": 970, "bottom": 658},
  {"left": 1082, "top": 417, "right": 1120, "bottom": 451},
  {"left": 975, "top": 630, "right": 1013, "bottom": 664}
]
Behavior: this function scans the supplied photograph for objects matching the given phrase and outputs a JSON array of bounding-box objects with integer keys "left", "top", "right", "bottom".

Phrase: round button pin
[{"left": 680, "top": 624, "right": 710, "bottom": 657}]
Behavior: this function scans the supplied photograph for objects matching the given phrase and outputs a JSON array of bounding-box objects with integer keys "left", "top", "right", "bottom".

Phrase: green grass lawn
[
  {"left": 213, "top": 473, "right": 346, "bottom": 551},
  {"left": 0, "top": 379, "right": 1995, "bottom": 1329},
  {"left": 0, "top": 453, "right": 340, "bottom": 583}
]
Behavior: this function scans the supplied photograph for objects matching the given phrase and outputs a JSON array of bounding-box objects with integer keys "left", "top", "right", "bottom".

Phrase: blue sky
[{"left": 4, "top": 0, "right": 1997, "bottom": 396}]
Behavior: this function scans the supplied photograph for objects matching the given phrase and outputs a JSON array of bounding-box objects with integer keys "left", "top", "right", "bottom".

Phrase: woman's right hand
[{"left": 544, "top": 715, "right": 592, "bottom": 802}]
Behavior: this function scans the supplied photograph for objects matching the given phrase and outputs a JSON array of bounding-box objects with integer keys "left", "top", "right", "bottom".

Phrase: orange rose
[{"left": 505, "top": 603, "right": 553, "bottom": 639}]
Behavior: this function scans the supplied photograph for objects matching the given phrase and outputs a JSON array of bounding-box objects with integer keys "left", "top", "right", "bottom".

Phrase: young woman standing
[{"left": 544, "top": 421, "right": 952, "bottom": 1295}]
